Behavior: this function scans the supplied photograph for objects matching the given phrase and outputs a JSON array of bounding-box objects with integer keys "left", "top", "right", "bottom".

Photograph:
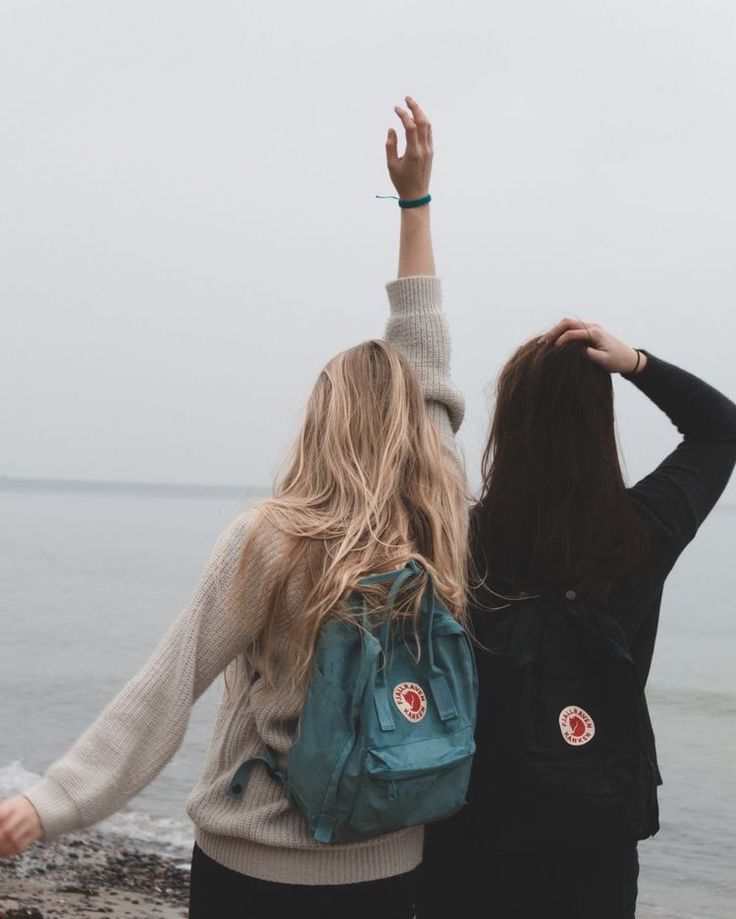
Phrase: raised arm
[
  {"left": 383, "top": 97, "right": 464, "bottom": 449},
  {"left": 624, "top": 355, "right": 736, "bottom": 546},
  {"left": 386, "top": 97, "right": 435, "bottom": 279},
  {"left": 543, "top": 317, "right": 736, "bottom": 552}
]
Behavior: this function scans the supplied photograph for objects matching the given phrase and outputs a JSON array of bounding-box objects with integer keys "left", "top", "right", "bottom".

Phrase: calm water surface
[{"left": 0, "top": 481, "right": 734, "bottom": 917}]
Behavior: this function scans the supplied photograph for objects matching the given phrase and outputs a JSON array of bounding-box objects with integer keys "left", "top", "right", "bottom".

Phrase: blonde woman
[{"left": 0, "top": 98, "right": 466, "bottom": 918}]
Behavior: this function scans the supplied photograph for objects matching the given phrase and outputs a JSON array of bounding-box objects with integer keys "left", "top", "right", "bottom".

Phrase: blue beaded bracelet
[{"left": 398, "top": 194, "right": 432, "bottom": 209}]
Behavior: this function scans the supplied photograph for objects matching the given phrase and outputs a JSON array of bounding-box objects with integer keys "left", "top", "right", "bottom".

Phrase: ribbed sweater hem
[{"left": 194, "top": 825, "right": 424, "bottom": 885}]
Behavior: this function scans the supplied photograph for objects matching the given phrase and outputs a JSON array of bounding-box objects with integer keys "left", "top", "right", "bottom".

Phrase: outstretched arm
[
  {"left": 0, "top": 513, "right": 270, "bottom": 856},
  {"left": 383, "top": 97, "right": 465, "bottom": 450}
]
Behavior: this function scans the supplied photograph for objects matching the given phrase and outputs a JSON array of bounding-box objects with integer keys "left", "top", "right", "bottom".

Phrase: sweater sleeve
[
  {"left": 384, "top": 276, "right": 465, "bottom": 451},
  {"left": 23, "top": 511, "right": 267, "bottom": 842},
  {"left": 626, "top": 352, "right": 736, "bottom": 551}
]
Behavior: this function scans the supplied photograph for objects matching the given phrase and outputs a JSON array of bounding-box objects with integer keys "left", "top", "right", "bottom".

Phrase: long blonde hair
[{"left": 230, "top": 339, "right": 467, "bottom": 691}]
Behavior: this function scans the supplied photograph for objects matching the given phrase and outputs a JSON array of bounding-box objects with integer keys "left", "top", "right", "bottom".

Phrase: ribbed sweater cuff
[
  {"left": 385, "top": 276, "right": 442, "bottom": 315},
  {"left": 383, "top": 275, "right": 465, "bottom": 435},
  {"left": 24, "top": 775, "right": 85, "bottom": 842}
]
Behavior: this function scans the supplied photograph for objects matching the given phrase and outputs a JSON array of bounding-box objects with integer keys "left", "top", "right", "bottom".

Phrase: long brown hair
[
  {"left": 230, "top": 339, "right": 468, "bottom": 691},
  {"left": 474, "top": 337, "right": 648, "bottom": 599}
]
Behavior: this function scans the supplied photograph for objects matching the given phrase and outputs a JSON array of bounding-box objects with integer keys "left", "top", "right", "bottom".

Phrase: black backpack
[{"left": 467, "top": 589, "right": 662, "bottom": 848}]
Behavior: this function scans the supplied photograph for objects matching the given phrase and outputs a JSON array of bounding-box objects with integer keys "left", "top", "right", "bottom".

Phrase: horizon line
[
  {"left": 1, "top": 474, "right": 733, "bottom": 511},
  {"left": 0, "top": 475, "right": 270, "bottom": 497}
]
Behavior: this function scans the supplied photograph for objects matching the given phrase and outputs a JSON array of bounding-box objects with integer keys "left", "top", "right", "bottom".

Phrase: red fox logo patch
[
  {"left": 559, "top": 705, "right": 595, "bottom": 746},
  {"left": 393, "top": 682, "right": 428, "bottom": 722}
]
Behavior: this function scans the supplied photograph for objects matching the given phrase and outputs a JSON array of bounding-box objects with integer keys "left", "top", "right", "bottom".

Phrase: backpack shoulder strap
[
  {"left": 227, "top": 747, "right": 284, "bottom": 799},
  {"left": 422, "top": 576, "right": 460, "bottom": 722},
  {"left": 304, "top": 625, "right": 380, "bottom": 843}
]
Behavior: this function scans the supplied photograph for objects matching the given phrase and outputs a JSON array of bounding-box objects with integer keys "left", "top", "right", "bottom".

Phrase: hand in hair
[
  {"left": 386, "top": 96, "right": 433, "bottom": 201},
  {"left": 539, "top": 318, "right": 648, "bottom": 375},
  {"left": 0, "top": 795, "right": 43, "bottom": 856}
]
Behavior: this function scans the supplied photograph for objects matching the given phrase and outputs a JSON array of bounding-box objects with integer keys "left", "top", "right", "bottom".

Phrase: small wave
[
  {"left": 647, "top": 687, "right": 736, "bottom": 717},
  {"left": 0, "top": 760, "right": 40, "bottom": 798},
  {"left": 0, "top": 760, "right": 192, "bottom": 855},
  {"left": 98, "top": 811, "right": 193, "bottom": 854}
]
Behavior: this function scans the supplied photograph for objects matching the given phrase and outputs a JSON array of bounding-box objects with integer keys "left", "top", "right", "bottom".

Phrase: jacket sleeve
[
  {"left": 23, "top": 511, "right": 269, "bottom": 841},
  {"left": 626, "top": 352, "right": 736, "bottom": 553},
  {"left": 384, "top": 276, "right": 465, "bottom": 455}
]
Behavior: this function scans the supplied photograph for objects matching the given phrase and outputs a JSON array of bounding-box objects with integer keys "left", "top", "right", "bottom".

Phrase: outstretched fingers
[
  {"left": 385, "top": 95, "right": 433, "bottom": 202},
  {"left": 393, "top": 104, "right": 417, "bottom": 150},
  {"left": 405, "top": 96, "right": 431, "bottom": 147},
  {"left": 385, "top": 127, "right": 399, "bottom": 170}
]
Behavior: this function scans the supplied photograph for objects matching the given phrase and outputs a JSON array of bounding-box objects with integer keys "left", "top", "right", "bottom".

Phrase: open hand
[
  {"left": 386, "top": 96, "right": 433, "bottom": 201},
  {"left": 0, "top": 795, "right": 43, "bottom": 856},
  {"left": 539, "top": 318, "right": 646, "bottom": 375}
]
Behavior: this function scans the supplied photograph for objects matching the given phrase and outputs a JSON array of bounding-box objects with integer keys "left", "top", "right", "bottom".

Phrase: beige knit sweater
[{"left": 24, "top": 276, "right": 465, "bottom": 885}]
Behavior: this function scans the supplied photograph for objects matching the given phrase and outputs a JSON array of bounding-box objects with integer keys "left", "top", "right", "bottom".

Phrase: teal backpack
[{"left": 227, "top": 559, "right": 478, "bottom": 844}]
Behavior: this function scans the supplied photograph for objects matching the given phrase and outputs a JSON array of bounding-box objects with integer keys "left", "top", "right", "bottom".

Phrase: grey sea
[{"left": 0, "top": 478, "right": 734, "bottom": 917}]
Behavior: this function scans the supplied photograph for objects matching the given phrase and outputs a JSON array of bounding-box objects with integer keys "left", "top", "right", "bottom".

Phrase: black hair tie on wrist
[{"left": 630, "top": 349, "right": 642, "bottom": 374}]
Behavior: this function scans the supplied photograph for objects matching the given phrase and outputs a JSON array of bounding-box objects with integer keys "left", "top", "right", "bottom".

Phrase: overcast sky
[{"left": 2, "top": 0, "right": 734, "bottom": 499}]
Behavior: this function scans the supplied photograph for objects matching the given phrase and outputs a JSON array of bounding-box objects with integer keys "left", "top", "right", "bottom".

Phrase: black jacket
[
  {"left": 610, "top": 353, "right": 736, "bottom": 687},
  {"left": 441, "top": 354, "right": 736, "bottom": 854}
]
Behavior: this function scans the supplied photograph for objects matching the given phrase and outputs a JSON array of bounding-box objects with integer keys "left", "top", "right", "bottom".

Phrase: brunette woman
[{"left": 422, "top": 320, "right": 736, "bottom": 919}]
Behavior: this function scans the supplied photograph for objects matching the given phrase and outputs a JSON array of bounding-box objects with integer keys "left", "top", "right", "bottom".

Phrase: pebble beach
[
  {"left": 0, "top": 826, "right": 732, "bottom": 918},
  {"left": 0, "top": 832, "right": 189, "bottom": 919}
]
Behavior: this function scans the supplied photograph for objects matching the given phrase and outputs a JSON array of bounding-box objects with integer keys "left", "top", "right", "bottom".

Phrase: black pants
[
  {"left": 189, "top": 843, "right": 419, "bottom": 919},
  {"left": 419, "top": 817, "right": 639, "bottom": 919}
]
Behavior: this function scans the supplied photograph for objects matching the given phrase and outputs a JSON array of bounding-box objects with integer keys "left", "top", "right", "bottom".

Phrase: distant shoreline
[{"left": 0, "top": 476, "right": 270, "bottom": 501}]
